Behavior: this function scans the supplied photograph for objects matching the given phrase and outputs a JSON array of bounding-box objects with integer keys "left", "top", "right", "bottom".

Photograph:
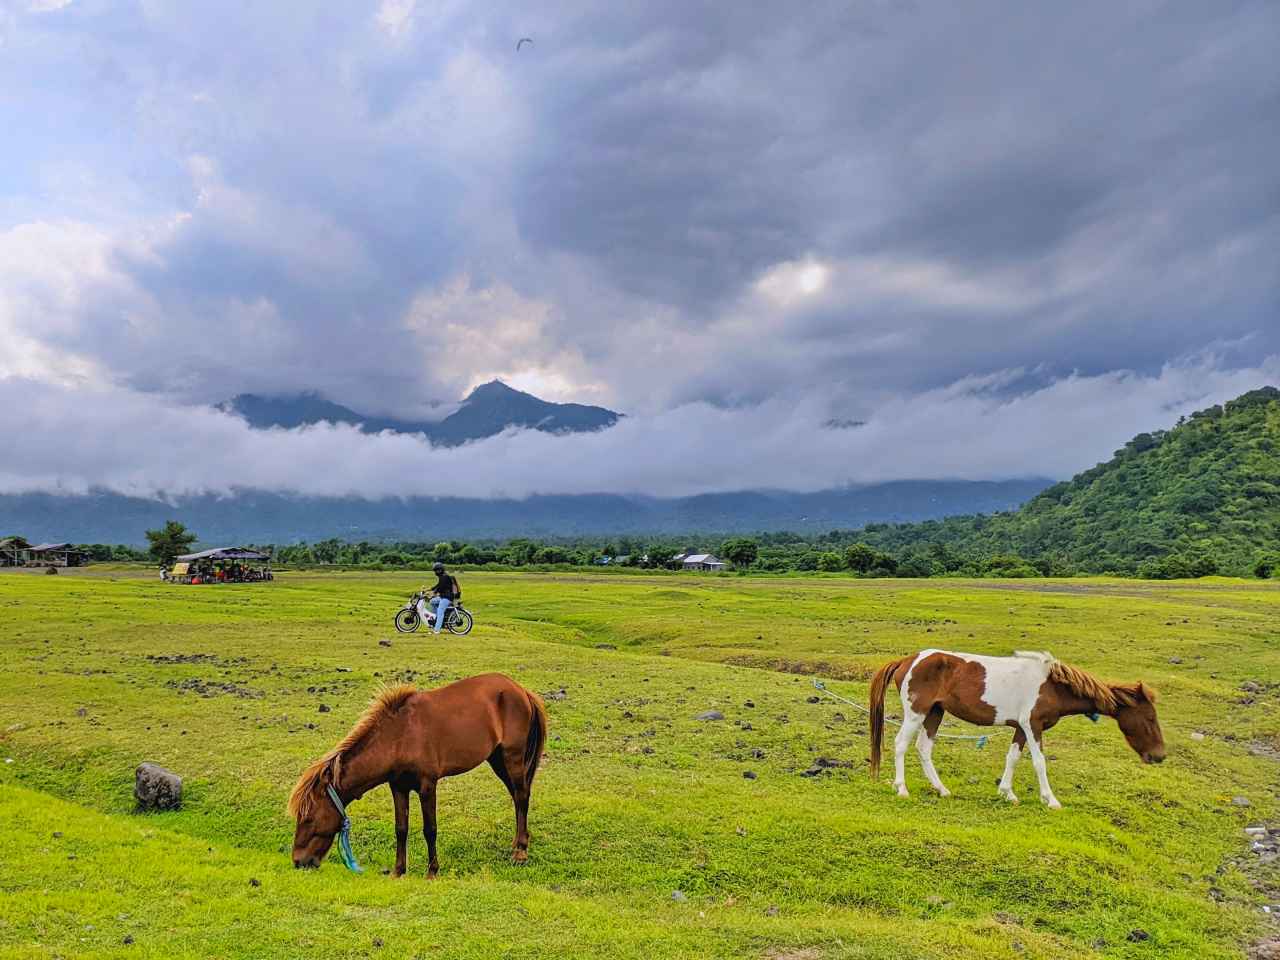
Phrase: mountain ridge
[
  {"left": 0, "top": 479, "right": 1052, "bottom": 545},
  {"left": 225, "top": 380, "right": 621, "bottom": 446}
]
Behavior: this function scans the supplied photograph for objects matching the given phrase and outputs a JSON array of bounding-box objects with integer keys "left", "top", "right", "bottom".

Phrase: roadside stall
[{"left": 168, "top": 547, "right": 273, "bottom": 584}]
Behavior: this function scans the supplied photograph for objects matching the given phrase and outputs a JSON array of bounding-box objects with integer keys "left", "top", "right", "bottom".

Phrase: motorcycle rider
[{"left": 416, "top": 561, "right": 460, "bottom": 634}]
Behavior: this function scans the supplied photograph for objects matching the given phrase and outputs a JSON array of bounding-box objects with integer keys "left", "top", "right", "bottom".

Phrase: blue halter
[
  {"left": 1086, "top": 711, "right": 1101, "bottom": 723},
  {"left": 326, "top": 784, "right": 363, "bottom": 873}
]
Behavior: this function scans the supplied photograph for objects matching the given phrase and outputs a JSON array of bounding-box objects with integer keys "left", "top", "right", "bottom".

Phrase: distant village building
[
  {"left": 29, "top": 543, "right": 88, "bottom": 567},
  {"left": 680, "top": 553, "right": 725, "bottom": 571},
  {"left": 0, "top": 537, "right": 31, "bottom": 567}
]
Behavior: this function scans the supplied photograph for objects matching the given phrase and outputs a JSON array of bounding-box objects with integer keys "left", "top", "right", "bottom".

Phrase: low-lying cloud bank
[{"left": 7, "top": 357, "right": 1277, "bottom": 501}]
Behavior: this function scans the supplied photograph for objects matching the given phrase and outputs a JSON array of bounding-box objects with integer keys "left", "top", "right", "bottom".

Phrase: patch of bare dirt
[
  {"left": 722, "top": 656, "right": 872, "bottom": 682},
  {"left": 762, "top": 949, "right": 821, "bottom": 960}
]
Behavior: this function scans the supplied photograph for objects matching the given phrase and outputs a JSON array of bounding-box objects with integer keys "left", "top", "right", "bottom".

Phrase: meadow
[{"left": 1, "top": 566, "right": 1278, "bottom": 959}]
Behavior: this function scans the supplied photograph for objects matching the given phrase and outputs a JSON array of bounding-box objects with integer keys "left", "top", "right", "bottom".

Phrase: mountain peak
[{"left": 465, "top": 379, "right": 527, "bottom": 402}]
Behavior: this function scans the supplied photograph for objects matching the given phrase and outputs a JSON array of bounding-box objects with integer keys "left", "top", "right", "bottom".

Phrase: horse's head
[
  {"left": 288, "top": 758, "right": 344, "bottom": 868},
  {"left": 1114, "top": 682, "right": 1165, "bottom": 764}
]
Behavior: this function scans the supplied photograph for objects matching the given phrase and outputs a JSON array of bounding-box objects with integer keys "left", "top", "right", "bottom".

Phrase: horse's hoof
[
  {"left": 1046, "top": 798, "right": 1063, "bottom": 810},
  {"left": 895, "top": 787, "right": 910, "bottom": 799},
  {"left": 935, "top": 787, "right": 951, "bottom": 798}
]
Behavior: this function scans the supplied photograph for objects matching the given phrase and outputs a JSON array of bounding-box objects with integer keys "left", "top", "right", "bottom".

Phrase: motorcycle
[{"left": 394, "top": 591, "right": 474, "bottom": 635}]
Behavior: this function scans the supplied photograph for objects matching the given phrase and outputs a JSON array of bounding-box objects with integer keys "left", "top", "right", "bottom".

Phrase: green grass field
[{"left": 1, "top": 567, "right": 1278, "bottom": 959}]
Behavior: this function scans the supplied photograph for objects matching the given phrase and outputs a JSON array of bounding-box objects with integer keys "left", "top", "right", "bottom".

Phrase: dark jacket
[{"left": 431, "top": 573, "right": 459, "bottom": 599}]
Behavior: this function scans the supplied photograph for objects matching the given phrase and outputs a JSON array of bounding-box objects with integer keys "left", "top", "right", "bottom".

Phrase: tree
[
  {"left": 145, "top": 520, "right": 197, "bottom": 566},
  {"left": 1254, "top": 554, "right": 1279, "bottom": 579},
  {"left": 721, "top": 538, "right": 759, "bottom": 568},
  {"left": 816, "top": 552, "right": 844, "bottom": 572},
  {"left": 844, "top": 543, "right": 876, "bottom": 573}
]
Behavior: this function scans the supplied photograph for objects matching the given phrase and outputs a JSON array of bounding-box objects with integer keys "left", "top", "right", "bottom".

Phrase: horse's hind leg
[
  {"left": 488, "top": 746, "right": 530, "bottom": 864},
  {"left": 419, "top": 781, "right": 439, "bottom": 878},
  {"left": 392, "top": 786, "right": 410, "bottom": 877},
  {"left": 915, "top": 705, "right": 950, "bottom": 797},
  {"left": 893, "top": 708, "right": 926, "bottom": 798}
]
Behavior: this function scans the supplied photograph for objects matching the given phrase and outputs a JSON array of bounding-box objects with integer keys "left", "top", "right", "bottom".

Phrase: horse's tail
[
  {"left": 870, "top": 655, "right": 912, "bottom": 780},
  {"left": 522, "top": 689, "right": 548, "bottom": 791}
]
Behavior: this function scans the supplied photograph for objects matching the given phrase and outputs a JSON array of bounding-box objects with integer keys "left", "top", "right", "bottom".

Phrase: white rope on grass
[{"left": 811, "top": 678, "right": 1003, "bottom": 748}]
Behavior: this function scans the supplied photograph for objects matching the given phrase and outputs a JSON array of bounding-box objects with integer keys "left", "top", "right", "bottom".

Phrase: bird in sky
[{"left": 516, "top": 37, "right": 533, "bottom": 51}]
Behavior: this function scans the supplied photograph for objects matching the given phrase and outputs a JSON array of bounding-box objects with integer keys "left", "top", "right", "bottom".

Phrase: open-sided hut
[
  {"left": 170, "top": 547, "right": 273, "bottom": 584},
  {"left": 0, "top": 537, "right": 32, "bottom": 567},
  {"left": 28, "top": 543, "right": 88, "bottom": 567}
]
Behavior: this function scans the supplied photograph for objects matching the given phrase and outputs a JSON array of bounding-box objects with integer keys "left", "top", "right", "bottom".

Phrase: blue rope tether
[{"left": 326, "top": 784, "right": 363, "bottom": 873}]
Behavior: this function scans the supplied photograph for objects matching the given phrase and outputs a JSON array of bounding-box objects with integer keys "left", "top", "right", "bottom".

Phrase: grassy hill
[{"left": 858, "top": 387, "right": 1280, "bottom": 576}]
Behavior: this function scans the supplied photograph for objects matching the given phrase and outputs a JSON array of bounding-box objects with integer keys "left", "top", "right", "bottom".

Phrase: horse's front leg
[
  {"left": 391, "top": 786, "right": 410, "bottom": 876},
  {"left": 420, "top": 782, "right": 439, "bottom": 878},
  {"left": 1019, "top": 722, "right": 1061, "bottom": 809},
  {"left": 998, "top": 727, "right": 1026, "bottom": 803}
]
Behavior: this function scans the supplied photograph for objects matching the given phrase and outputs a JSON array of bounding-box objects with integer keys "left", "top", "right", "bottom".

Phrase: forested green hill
[{"left": 858, "top": 387, "right": 1280, "bottom": 576}]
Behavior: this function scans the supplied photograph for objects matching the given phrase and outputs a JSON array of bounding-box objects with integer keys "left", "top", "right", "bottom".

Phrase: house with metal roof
[{"left": 681, "top": 553, "right": 725, "bottom": 571}]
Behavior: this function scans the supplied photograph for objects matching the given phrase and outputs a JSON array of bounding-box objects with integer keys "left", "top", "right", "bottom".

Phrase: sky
[{"left": 2, "top": 0, "right": 1278, "bottom": 499}]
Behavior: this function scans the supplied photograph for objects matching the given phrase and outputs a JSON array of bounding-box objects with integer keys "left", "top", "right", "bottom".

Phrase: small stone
[
  {"left": 696, "top": 710, "right": 725, "bottom": 721},
  {"left": 372, "top": 938, "right": 383, "bottom": 948},
  {"left": 76, "top": 707, "right": 87, "bottom": 717},
  {"left": 764, "top": 905, "right": 779, "bottom": 916},
  {"left": 743, "top": 700, "right": 755, "bottom": 708},
  {"left": 1245, "top": 826, "right": 1267, "bottom": 837},
  {"left": 134, "top": 762, "right": 182, "bottom": 811},
  {"left": 736, "top": 826, "right": 746, "bottom": 837},
  {"left": 671, "top": 890, "right": 687, "bottom": 902},
  {"left": 249, "top": 878, "right": 260, "bottom": 887},
  {"left": 335, "top": 667, "right": 351, "bottom": 673},
  {"left": 743, "top": 770, "right": 757, "bottom": 780},
  {"left": 1168, "top": 657, "right": 1183, "bottom": 664},
  {"left": 52, "top": 831, "right": 63, "bottom": 838},
  {"left": 1190, "top": 732, "right": 1205, "bottom": 741},
  {"left": 594, "top": 643, "right": 616, "bottom": 650},
  {"left": 318, "top": 704, "right": 331, "bottom": 713},
  {"left": 806, "top": 695, "right": 820, "bottom": 703},
  {"left": 123, "top": 935, "right": 134, "bottom": 945},
  {"left": 740, "top": 722, "right": 753, "bottom": 731},
  {"left": 1127, "top": 929, "right": 1150, "bottom": 942},
  {"left": 1241, "top": 681, "right": 1262, "bottom": 693},
  {"left": 378, "top": 640, "right": 392, "bottom": 647},
  {"left": 1233, "top": 796, "right": 1251, "bottom": 807}
]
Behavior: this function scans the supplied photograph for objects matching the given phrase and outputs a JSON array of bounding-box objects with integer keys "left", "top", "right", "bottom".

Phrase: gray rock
[
  {"left": 378, "top": 640, "right": 392, "bottom": 647},
  {"left": 743, "top": 770, "right": 757, "bottom": 780},
  {"left": 671, "top": 890, "right": 687, "bottom": 902},
  {"left": 696, "top": 710, "right": 725, "bottom": 721},
  {"left": 1233, "top": 795, "right": 1251, "bottom": 807},
  {"left": 134, "top": 762, "right": 182, "bottom": 811},
  {"left": 1190, "top": 731, "right": 1205, "bottom": 741}
]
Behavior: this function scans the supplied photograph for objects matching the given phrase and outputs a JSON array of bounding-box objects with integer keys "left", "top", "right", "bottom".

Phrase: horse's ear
[{"left": 1138, "top": 682, "right": 1158, "bottom": 703}]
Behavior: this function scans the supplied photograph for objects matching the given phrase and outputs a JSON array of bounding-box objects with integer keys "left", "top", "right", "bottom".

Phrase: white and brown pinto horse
[{"left": 869, "top": 650, "right": 1165, "bottom": 808}]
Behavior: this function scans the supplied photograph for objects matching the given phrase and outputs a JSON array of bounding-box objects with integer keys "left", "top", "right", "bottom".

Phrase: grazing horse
[
  {"left": 869, "top": 650, "right": 1164, "bottom": 808},
  {"left": 288, "top": 673, "right": 547, "bottom": 874}
]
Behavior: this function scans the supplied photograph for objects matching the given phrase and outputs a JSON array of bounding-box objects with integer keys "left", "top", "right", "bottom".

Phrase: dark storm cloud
[{"left": 1, "top": 0, "right": 1277, "bottom": 492}]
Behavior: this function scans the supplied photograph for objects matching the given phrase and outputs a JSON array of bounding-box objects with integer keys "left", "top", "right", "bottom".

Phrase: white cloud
[{"left": 2, "top": 356, "right": 1274, "bottom": 501}]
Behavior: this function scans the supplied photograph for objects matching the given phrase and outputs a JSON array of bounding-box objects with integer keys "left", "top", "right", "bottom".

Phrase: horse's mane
[
  {"left": 287, "top": 684, "right": 417, "bottom": 818},
  {"left": 1046, "top": 660, "right": 1157, "bottom": 712}
]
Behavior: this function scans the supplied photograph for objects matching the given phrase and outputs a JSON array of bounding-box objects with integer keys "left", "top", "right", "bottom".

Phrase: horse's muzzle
[
  {"left": 294, "top": 857, "right": 320, "bottom": 869},
  {"left": 1142, "top": 753, "right": 1166, "bottom": 764}
]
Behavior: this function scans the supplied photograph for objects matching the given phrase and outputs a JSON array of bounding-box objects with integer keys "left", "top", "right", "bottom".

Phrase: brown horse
[
  {"left": 869, "top": 649, "right": 1164, "bottom": 808},
  {"left": 288, "top": 673, "right": 547, "bottom": 874}
]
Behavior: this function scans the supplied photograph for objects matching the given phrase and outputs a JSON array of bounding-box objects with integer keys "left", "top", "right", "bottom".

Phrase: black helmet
[{"left": 433, "top": 562, "right": 445, "bottom": 573}]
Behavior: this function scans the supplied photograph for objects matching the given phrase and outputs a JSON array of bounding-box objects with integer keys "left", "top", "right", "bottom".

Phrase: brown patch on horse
[{"left": 287, "top": 683, "right": 417, "bottom": 818}]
